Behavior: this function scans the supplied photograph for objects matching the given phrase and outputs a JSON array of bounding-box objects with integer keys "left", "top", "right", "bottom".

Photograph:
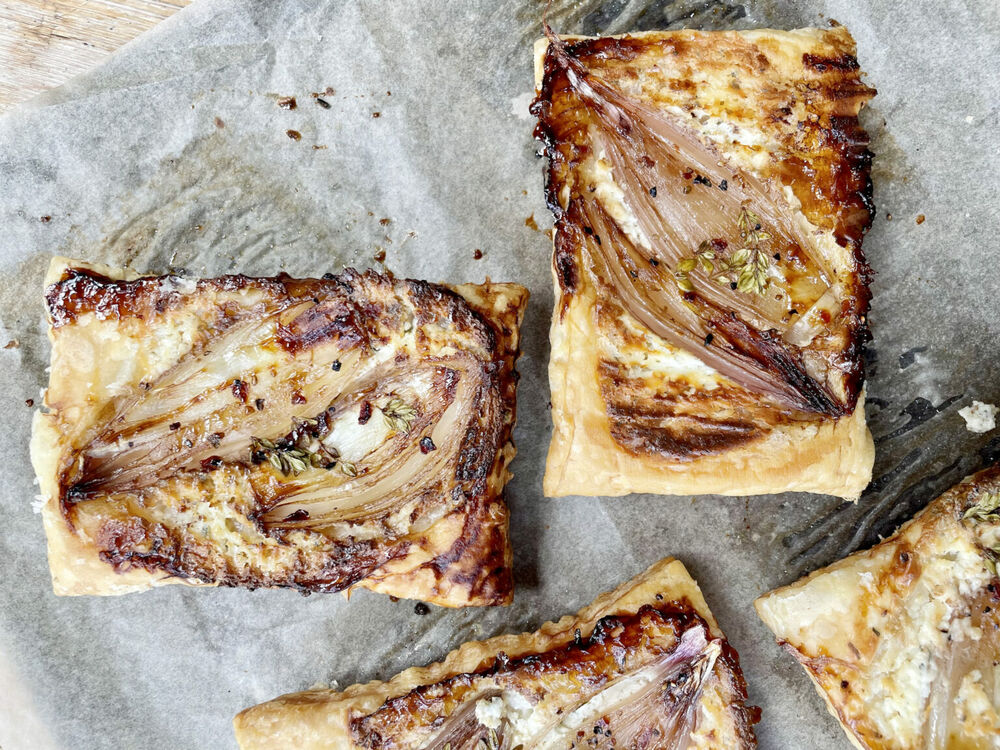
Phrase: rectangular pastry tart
[
  {"left": 533, "top": 27, "right": 876, "bottom": 499},
  {"left": 756, "top": 465, "right": 1000, "bottom": 749},
  {"left": 234, "top": 557, "right": 758, "bottom": 748},
  {"left": 30, "top": 258, "right": 527, "bottom": 606}
]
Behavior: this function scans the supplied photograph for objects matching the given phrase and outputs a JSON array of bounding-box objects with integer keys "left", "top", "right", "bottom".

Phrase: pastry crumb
[{"left": 959, "top": 401, "right": 998, "bottom": 433}]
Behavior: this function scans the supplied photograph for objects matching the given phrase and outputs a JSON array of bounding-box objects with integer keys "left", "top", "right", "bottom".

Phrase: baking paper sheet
[{"left": 1, "top": 0, "right": 998, "bottom": 747}]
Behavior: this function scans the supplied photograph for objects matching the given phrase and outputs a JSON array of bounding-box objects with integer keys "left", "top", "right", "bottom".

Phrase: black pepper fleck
[
  {"left": 719, "top": 179, "right": 728, "bottom": 191},
  {"left": 419, "top": 436, "right": 436, "bottom": 454},
  {"left": 169, "top": 422, "right": 181, "bottom": 430},
  {"left": 414, "top": 603, "right": 429, "bottom": 616},
  {"left": 704, "top": 333, "right": 714, "bottom": 346},
  {"left": 649, "top": 186, "right": 657, "bottom": 197},
  {"left": 331, "top": 360, "right": 341, "bottom": 371}
]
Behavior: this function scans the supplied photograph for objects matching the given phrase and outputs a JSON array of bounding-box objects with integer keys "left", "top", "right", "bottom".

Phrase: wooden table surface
[{"left": 0, "top": 0, "right": 191, "bottom": 112}]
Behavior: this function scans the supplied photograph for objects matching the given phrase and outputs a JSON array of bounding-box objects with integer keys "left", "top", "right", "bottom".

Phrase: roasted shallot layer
[
  {"left": 534, "top": 28, "right": 875, "bottom": 456},
  {"left": 39, "top": 264, "right": 526, "bottom": 603}
]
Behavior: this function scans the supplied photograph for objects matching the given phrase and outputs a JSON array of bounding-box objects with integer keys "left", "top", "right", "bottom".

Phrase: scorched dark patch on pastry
[
  {"left": 350, "top": 602, "right": 757, "bottom": 749},
  {"left": 45, "top": 267, "right": 520, "bottom": 601},
  {"left": 533, "top": 29, "right": 875, "bottom": 456}
]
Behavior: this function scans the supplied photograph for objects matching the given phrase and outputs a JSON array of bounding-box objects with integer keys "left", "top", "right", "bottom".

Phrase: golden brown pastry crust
[
  {"left": 756, "top": 465, "right": 1000, "bottom": 749},
  {"left": 234, "top": 557, "right": 757, "bottom": 749},
  {"left": 31, "top": 258, "right": 527, "bottom": 606},
  {"left": 534, "top": 28, "right": 875, "bottom": 499}
]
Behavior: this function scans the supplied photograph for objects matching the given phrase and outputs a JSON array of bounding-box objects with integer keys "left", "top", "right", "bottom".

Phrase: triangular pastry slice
[
  {"left": 756, "top": 466, "right": 1000, "bottom": 749},
  {"left": 31, "top": 257, "right": 527, "bottom": 606},
  {"left": 235, "top": 557, "right": 758, "bottom": 748}
]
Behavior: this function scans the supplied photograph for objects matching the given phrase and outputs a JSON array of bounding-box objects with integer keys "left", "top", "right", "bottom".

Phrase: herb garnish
[
  {"left": 732, "top": 206, "right": 775, "bottom": 295},
  {"left": 961, "top": 492, "right": 1000, "bottom": 574},
  {"left": 381, "top": 398, "right": 417, "bottom": 433},
  {"left": 250, "top": 416, "right": 357, "bottom": 477},
  {"left": 250, "top": 437, "right": 317, "bottom": 476},
  {"left": 672, "top": 206, "right": 775, "bottom": 296},
  {"left": 963, "top": 492, "right": 1000, "bottom": 523}
]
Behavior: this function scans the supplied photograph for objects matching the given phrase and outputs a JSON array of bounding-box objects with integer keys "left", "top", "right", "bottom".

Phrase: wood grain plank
[{"left": 0, "top": 0, "right": 192, "bottom": 112}]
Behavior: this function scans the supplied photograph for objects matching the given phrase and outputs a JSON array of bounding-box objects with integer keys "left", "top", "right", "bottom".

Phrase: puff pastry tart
[
  {"left": 234, "top": 557, "right": 758, "bottom": 749},
  {"left": 532, "top": 27, "right": 876, "bottom": 499},
  {"left": 756, "top": 466, "right": 1000, "bottom": 749},
  {"left": 30, "top": 258, "right": 527, "bottom": 606}
]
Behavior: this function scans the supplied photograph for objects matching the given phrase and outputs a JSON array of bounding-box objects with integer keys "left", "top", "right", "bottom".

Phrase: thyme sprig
[
  {"left": 381, "top": 398, "right": 417, "bottom": 433},
  {"left": 250, "top": 437, "right": 318, "bottom": 476},
  {"left": 672, "top": 207, "right": 775, "bottom": 296},
  {"left": 250, "top": 416, "right": 356, "bottom": 478},
  {"left": 733, "top": 207, "right": 774, "bottom": 295},
  {"left": 983, "top": 547, "right": 1000, "bottom": 576},
  {"left": 963, "top": 492, "right": 1000, "bottom": 523},
  {"left": 960, "top": 492, "right": 1000, "bottom": 575}
]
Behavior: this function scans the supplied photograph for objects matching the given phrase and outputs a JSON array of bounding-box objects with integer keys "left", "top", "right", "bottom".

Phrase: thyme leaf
[
  {"left": 381, "top": 398, "right": 417, "bottom": 433},
  {"left": 250, "top": 422, "right": 346, "bottom": 478},
  {"left": 963, "top": 492, "right": 1000, "bottom": 523},
  {"left": 250, "top": 437, "right": 313, "bottom": 477},
  {"left": 673, "top": 207, "right": 776, "bottom": 296}
]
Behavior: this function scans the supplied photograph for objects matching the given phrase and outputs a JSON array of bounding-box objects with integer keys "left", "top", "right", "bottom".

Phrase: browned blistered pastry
[
  {"left": 756, "top": 465, "right": 1000, "bottom": 749},
  {"left": 533, "top": 27, "right": 876, "bottom": 499},
  {"left": 30, "top": 257, "right": 527, "bottom": 606},
  {"left": 234, "top": 557, "right": 758, "bottom": 749}
]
